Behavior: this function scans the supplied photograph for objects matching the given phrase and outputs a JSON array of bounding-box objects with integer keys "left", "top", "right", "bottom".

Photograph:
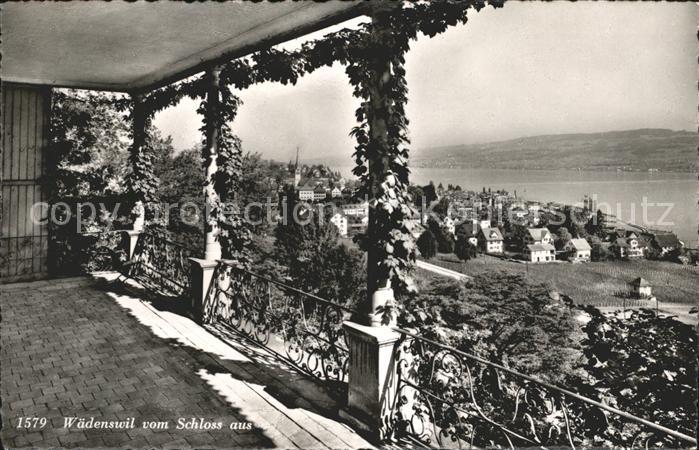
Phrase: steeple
[{"left": 294, "top": 146, "right": 301, "bottom": 186}]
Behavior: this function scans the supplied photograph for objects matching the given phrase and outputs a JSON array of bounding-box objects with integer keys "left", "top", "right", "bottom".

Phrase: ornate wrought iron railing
[
  {"left": 207, "top": 260, "right": 356, "bottom": 386},
  {"left": 389, "top": 328, "right": 697, "bottom": 449},
  {"left": 128, "top": 231, "right": 197, "bottom": 297}
]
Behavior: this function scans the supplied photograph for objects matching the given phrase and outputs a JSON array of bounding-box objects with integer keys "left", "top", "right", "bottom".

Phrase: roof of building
[
  {"left": 527, "top": 243, "right": 555, "bottom": 252},
  {"left": 527, "top": 228, "right": 551, "bottom": 241},
  {"left": 630, "top": 277, "right": 650, "bottom": 287},
  {"left": 314, "top": 186, "right": 326, "bottom": 193},
  {"left": 481, "top": 227, "right": 503, "bottom": 241},
  {"left": 653, "top": 233, "right": 681, "bottom": 248},
  {"left": 614, "top": 238, "right": 630, "bottom": 248},
  {"left": 568, "top": 238, "right": 591, "bottom": 251}
]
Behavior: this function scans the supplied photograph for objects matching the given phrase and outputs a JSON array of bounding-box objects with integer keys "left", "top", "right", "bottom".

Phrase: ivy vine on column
[
  {"left": 127, "top": 94, "right": 162, "bottom": 227},
  {"left": 197, "top": 69, "right": 252, "bottom": 269},
  {"left": 347, "top": 9, "right": 417, "bottom": 302}
]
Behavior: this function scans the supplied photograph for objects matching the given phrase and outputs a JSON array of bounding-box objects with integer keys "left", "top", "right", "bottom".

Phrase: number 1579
[{"left": 17, "top": 417, "right": 47, "bottom": 428}]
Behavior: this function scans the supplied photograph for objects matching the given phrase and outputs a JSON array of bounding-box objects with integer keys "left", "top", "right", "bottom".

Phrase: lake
[{"left": 339, "top": 166, "right": 698, "bottom": 246}]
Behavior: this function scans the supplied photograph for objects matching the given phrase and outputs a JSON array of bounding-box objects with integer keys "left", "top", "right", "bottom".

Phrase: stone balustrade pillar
[
  {"left": 340, "top": 321, "right": 401, "bottom": 441},
  {"left": 188, "top": 258, "right": 218, "bottom": 324},
  {"left": 121, "top": 230, "right": 142, "bottom": 261}
]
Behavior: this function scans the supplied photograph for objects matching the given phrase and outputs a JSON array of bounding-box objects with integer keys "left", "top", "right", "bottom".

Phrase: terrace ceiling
[{"left": 1, "top": 1, "right": 366, "bottom": 92}]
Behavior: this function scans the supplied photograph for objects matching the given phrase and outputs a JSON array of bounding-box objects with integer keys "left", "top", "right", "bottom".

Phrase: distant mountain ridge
[{"left": 411, "top": 129, "right": 698, "bottom": 172}]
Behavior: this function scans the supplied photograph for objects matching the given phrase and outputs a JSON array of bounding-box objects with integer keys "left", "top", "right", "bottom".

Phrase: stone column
[
  {"left": 341, "top": 9, "right": 403, "bottom": 441},
  {"left": 130, "top": 94, "right": 147, "bottom": 230},
  {"left": 203, "top": 67, "right": 223, "bottom": 261}
]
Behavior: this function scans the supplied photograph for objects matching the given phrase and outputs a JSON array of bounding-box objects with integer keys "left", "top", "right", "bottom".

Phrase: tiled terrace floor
[{"left": 0, "top": 275, "right": 374, "bottom": 449}]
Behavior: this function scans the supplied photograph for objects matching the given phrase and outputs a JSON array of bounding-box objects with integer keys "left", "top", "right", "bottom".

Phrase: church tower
[{"left": 294, "top": 146, "right": 301, "bottom": 187}]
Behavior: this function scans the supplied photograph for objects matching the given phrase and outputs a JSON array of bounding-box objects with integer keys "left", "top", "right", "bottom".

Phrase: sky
[{"left": 153, "top": 2, "right": 697, "bottom": 164}]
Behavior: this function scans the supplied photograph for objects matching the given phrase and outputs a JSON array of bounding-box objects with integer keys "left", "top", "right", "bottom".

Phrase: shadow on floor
[
  {"left": 90, "top": 273, "right": 374, "bottom": 448},
  {"left": 0, "top": 276, "right": 279, "bottom": 449}
]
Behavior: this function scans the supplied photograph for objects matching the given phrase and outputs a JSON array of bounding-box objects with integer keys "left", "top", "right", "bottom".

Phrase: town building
[
  {"left": 625, "top": 233, "right": 644, "bottom": 258},
  {"left": 330, "top": 212, "right": 348, "bottom": 237},
  {"left": 342, "top": 202, "right": 369, "bottom": 217},
  {"left": 609, "top": 230, "right": 644, "bottom": 257},
  {"left": 313, "top": 186, "right": 327, "bottom": 201},
  {"left": 524, "top": 227, "right": 553, "bottom": 246},
  {"left": 630, "top": 277, "right": 652, "bottom": 298},
  {"left": 331, "top": 186, "right": 342, "bottom": 198},
  {"left": 297, "top": 185, "right": 315, "bottom": 201},
  {"left": 443, "top": 217, "right": 456, "bottom": 236},
  {"left": 346, "top": 216, "right": 368, "bottom": 237},
  {"left": 527, "top": 203, "right": 541, "bottom": 213},
  {"left": 478, "top": 227, "right": 504, "bottom": 255},
  {"left": 526, "top": 243, "right": 556, "bottom": 263},
  {"left": 510, "top": 208, "right": 528, "bottom": 220},
  {"left": 564, "top": 238, "right": 591, "bottom": 262}
]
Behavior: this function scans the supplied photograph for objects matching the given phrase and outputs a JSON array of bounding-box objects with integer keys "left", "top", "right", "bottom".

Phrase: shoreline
[{"left": 407, "top": 165, "right": 698, "bottom": 175}]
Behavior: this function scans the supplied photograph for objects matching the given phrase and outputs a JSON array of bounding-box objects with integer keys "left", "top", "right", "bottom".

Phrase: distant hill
[{"left": 411, "top": 129, "right": 698, "bottom": 172}]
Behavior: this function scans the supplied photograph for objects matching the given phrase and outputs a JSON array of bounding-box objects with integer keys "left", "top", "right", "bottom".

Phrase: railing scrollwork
[
  {"left": 208, "top": 261, "right": 356, "bottom": 387},
  {"left": 128, "top": 231, "right": 195, "bottom": 297},
  {"left": 389, "top": 328, "right": 696, "bottom": 449}
]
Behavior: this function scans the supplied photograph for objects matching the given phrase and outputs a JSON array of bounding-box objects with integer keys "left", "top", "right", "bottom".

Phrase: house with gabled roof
[
  {"left": 630, "top": 277, "right": 652, "bottom": 298},
  {"left": 524, "top": 227, "right": 553, "bottom": 247},
  {"left": 526, "top": 243, "right": 556, "bottom": 263},
  {"left": 478, "top": 227, "right": 504, "bottom": 255},
  {"left": 564, "top": 238, "right": 591, "bottom": 262}
]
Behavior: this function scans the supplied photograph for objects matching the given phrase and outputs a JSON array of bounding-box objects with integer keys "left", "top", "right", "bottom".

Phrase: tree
[
  {"left": 427, "top": 217, "right": 454, "bottom": 253},
  {"left": 510, "top": 224, "right": 529, "bottom": 251},
  {"left": 273, "top": 203, "right": 366, "bottom": 310},
  {"left": 563, "top": 205, "right": 586, "bottom": 238},
  {"left": 50, "top": 89, "right": 130, "bottom": 197},
  {"left": 400, "top": 273, "right": 584, "bottom": 383},
  {"left": 454, "top": 237, "right": 477, "bottom": 261},
  {"left": 48, "top": 90, "right": 132, "bottom": 275},
  {"left": 154, "top": 145, "right": 204, "bottom": 248},
  {"left": 555, "top": 227, "right": 573, "bottom": 250},
  {"left": 423, "top": 182, "right": 438, "bottom": 204},
  {"left": 432, "top": 196, "right": 450, "bottom": 219},
  {"left": 579, "top": 308, "right": 697, "bottom": 447},
  {"left": 438, "top": 233, "right": 455, "bottom": 254},
  {"left": 455, "top": 221, "right": 477, "bottom": 240},
  {"left": 417, "top": 230, "right": 437, "bottom": 259},
  {"left": 589, "top": 236, "right": 609, "bottom": 261},
  {"left": 585, "top": 209, "right": 607, "bottom": 238},
  {"left": 407, "top": 184, "right": 424, "bottom": 206}
]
